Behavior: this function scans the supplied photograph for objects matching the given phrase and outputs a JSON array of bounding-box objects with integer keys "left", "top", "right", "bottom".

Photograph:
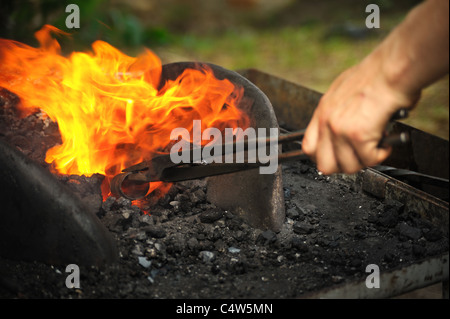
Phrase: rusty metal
[
  {"left": 373, "top": 165, "right": 449, "bottom": 189},
  {"left": 303, "top": 253, "right": 449, "bottom": 299},
  {"left": 361, "top": 167, "right": 391, "bottom": 199},
  {"left": 0, "top": 138, "right": 118, "bottom": 266}
]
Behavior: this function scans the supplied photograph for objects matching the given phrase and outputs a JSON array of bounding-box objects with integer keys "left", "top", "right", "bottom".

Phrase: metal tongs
[
  {"left": 110, "top": 130, "right": 308, "bottom": 200},
  {"left": 110, "top": 109, "right": 409, "bottom": 200}
]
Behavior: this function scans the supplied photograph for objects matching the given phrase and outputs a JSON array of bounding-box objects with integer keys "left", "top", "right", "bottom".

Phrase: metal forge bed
[
  {"left": 238, "top": 68, "right": 449, "bottom": 298},
  {"left": 0, "top": 67, "right": 448, "bottom": 299}
]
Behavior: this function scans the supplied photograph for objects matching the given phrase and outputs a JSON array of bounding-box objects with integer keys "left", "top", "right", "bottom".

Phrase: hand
[
  {"left": 302, "top": 53, "right": 419, "bottom": 175},
  {"left": 303, "top": 0, "right": 448, "bottom": 175}
]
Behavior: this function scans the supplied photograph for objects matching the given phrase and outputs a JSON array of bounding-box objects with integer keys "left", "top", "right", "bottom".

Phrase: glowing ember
[{"left": 0, "top": 25, "right": 249, "bottom": 200}]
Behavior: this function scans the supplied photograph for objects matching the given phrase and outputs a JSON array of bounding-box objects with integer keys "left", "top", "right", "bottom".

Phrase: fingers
[
  {"left": 360, "top": 142, "right": 392, "bottom": 167},
  {"left": 332, "top": 134, "right": 364, "bottom": 174},
  {"left": 302, "top": 112, "right": 319, "bottom": 163},
  {"left": 302, "top": 61, "right": 403, "bottom": 175},
  {"left": 302, "top": 104, "right": 393, "bottom": 175},
  {"left": 306, "top": 129, "right": 391, "bottom": 175},
  {"left": 314, "top": 125, "right": 340, "bottom": 174}
]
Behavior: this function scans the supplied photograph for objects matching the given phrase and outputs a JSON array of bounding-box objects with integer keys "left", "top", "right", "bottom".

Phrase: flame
[{"left": 0, "top": 25, "right": 249, "bottom": 201}]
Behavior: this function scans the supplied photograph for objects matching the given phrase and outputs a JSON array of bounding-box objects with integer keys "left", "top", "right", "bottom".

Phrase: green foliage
[{"left": 2, "top": 0, "right": 171, "bottom": 52}]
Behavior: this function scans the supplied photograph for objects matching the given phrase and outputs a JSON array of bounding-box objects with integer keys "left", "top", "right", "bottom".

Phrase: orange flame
[{"left": 0, "top": 25, "right": 249, "bottom": 201}]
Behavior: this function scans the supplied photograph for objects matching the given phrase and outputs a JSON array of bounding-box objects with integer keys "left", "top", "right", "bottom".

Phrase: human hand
[{"left": 302, "top": 53, "right": 419, "bottom": 175}]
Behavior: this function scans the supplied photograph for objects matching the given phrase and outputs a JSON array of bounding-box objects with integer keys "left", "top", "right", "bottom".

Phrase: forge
[
  {"left": 0, "top": 30, "right": 448, "bottom": 298},
  {"left": 0, "top": 61, "right": 285, "bottom": 266}
]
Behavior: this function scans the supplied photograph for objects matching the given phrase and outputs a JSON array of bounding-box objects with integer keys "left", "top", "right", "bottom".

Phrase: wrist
[
  {"left": 383, "top": 46, "right": 421, "bottom": 105},
  {"left": 367, "top": 44, "right": 421, "bottom": 112}
]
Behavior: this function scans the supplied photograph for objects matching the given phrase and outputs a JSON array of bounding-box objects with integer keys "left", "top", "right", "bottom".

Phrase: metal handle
[{"left": 378, "top": 108, "right": 410, "bottom": 148}]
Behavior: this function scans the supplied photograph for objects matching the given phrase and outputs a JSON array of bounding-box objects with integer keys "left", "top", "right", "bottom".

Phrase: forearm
[
  {"left": 376, "top": 0, "right": 449, "bottom": 101},
  {"left": 302, "top": 0, "right": 449, "bottom": 175}
]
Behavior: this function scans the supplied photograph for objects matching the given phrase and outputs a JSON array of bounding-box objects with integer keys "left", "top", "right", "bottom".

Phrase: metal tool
[
  {"left": 110, "top": 108, "right": 409, "bottom": 200},
  {"left": 378, "top": 108, "right": 409, "bottom": 147},
  {"left": 373, "top": 165, "right": 449, "bottom": 189},
  {"left": 110, "top": 129, "right": 308, "bottom": 200}
]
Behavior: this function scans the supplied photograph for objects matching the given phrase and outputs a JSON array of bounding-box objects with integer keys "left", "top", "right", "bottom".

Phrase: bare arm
[
  {"left": 381, "top": 0, "right": 449, "bottom": 98},
  {"left": 302, "top": 0, "right": 449, "bottom": 175}
]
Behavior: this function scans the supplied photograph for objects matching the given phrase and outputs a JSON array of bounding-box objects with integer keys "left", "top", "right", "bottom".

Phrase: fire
[{"left": 0, "top": 25, "right": 249, "bottom": 201}]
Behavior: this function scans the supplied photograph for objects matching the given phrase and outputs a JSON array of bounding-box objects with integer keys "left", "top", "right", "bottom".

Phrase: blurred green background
[{"left": 1, "top": 0, "right": 448, "bottom": 139}]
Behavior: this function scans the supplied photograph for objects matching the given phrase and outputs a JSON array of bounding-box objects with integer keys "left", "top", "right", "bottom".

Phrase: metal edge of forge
[
  {"left": 302, "top": 252, "right": 449, "bottom": 299},
  {"left": 237, "top": 68, "right": 449, "bottom": 298},
  {"left": 0, "top": 138, "right": 118, "bottom": 266},
  {"left": 160, "top": 62, "right": 286, "bottom": 233}
]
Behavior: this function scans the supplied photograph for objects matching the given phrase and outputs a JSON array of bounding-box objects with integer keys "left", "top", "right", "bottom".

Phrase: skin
[{"left": 302, "top": 0, "right": 449, "bottom": 175}]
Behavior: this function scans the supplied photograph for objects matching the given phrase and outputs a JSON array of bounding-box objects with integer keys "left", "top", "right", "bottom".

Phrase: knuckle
[
  {"left": 348, "top": 130, "right": 365, "bottom": 144},
  {"left": 328, "top": 119, "right": 345, "bottom": 137}
]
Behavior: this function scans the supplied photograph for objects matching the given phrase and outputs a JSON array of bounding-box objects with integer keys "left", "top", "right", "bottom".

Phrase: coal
[
  {"left": 396, "top": 222, "right": 422, "bottom": 240},
  {"left": 143, "top": 226, "right": 167, "bottom": 239},
  {"left": 424, "top": 228, "right": 444, "bottom": 242},
  {"left": 199, "top": 208, "right": 224, "bottom": 223},
  {"left": 257, "top": 230, "right": 277, "bottom": 245},
  {"left": 2, "top": 157, "right": 447, "bottom": 298},
  {"left": 0, "top": 89, "right": 448, "bottom": 298},
  {"left": 291, "top": 237, "right": 309, "bottom": 252},
  {"left": 293, "top": 221, "right": 314, "bottom": 234}
]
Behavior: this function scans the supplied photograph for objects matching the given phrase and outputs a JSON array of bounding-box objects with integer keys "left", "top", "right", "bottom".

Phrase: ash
[{"left": 0, "top": 89, "right": 448, "bottom": 298}]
